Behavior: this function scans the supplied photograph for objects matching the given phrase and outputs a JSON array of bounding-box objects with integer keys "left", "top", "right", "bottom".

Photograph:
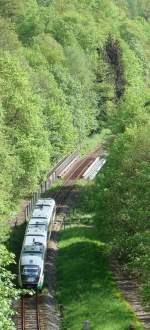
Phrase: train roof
[
  {"left": 32, "top": 206, "right": 55, "bottom": 218},
  {"left": 35, "top": 198, "right": 55, "bottom": 207},
  {"left": 32, "top": 198, "right": 55, "bottom": 219},
  {"left": 25, "top": 225, "right": 47, "bottom": 237},
  {"left": 23, "top": 235, "right": 46, "bottom": 246},
  {"left": 20, "top": 253, "right": 43, "bottom": 268}
]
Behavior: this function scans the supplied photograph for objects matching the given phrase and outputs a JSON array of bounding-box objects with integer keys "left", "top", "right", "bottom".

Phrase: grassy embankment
[{"left": 56, "top": 181, "right": 144, "bottom": 330}]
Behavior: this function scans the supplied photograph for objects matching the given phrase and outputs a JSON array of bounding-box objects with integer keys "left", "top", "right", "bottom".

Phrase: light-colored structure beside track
[{"left": 82, "top": 157, "right": 106, "bottom": 180}]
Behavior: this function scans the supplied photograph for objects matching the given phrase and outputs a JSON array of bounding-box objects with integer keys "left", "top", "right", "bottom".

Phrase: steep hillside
[
  {"left": 0, "top": 0, "right": 149, "bottom": 210},
  {"left": 0, "top": 1, "right": 149, "bottom": 328}
]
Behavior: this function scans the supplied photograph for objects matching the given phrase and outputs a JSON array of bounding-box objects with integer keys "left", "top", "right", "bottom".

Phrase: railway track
[
  {"left": 16, "top": 186, "right": 73, "bottom": 330},
  {"left": 16, "top": 186, "right": 71, "bottom": 330},
  {"left": 17, "top": 294, "right": 40, "bottom": 330},
  {"left": 16, "top": 147, "right": 102, "bottom": 330}
]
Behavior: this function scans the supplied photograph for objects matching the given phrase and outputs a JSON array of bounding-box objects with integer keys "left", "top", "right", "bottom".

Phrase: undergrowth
[{"left": 57, "top": 181, "right": 144, "bottom": 330}]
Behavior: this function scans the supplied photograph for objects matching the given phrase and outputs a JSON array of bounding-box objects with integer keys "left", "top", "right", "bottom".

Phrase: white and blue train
[{"left": 18, "top": 198, "right": 56, "bottom": 289}]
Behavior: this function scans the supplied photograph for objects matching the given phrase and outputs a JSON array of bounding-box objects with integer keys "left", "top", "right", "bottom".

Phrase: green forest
[{"left": 0, "top": 0, "right": 149, "bottom": 328}]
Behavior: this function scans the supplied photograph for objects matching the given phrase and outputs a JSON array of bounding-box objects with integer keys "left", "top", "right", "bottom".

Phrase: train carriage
[{"left": 18, "top": 198, "right": 56, "bottom": 289}]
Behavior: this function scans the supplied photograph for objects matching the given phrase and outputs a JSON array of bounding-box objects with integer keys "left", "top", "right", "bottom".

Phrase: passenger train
[{"left": 18, "top": 198, "right": 56, "bottom": 289}]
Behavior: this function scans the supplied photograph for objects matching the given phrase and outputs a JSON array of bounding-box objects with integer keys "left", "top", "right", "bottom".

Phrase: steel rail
[
  {"left": 21, "top": 297, "right": 25, "bottom": 330},
  {"left": 53, "top": 157, "right": 89, "bottom": 201},
  {"left": 35, "top": 293, "right": 41, "bottom": 330},
  {"left": 20, "top": 295, "right": 40, "bottom": 330},
  {"left": 53, "top": 166, "right": 77, "bottom": 201}
]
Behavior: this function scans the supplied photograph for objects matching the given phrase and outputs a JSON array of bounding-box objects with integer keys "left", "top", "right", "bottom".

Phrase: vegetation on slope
[
  {"left": 0, "top": 0, "right": 149, "bottom": 328},
  {"left": 57, "top": 183, "right": 143, "bottom": 330},
  {"left": 95, "top": 124, "right": 150, "bottom": 305},
  {"left": 0, "top": 0, "right": 149, "bottom": 210}
]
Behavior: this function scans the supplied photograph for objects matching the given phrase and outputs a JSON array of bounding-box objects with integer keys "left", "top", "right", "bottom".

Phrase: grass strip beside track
[
  {"left": 80, "top": 129, "right": 111, "bottom": 156},
  {"left": 57, "top": 182, "right": 144, "bottom": 330}
]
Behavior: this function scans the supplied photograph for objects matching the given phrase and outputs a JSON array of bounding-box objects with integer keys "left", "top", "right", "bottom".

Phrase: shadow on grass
[
  {"left": 59, "top": 226, "right": 100, "bottom": 243},
  {"left": 57, "top": 227, "right": 142, "bottom": 330}
]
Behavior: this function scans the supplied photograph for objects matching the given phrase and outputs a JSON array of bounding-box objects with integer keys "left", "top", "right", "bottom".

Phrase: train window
[
  {"left": 23, "top": 268, "right": 37, "bottom": 275},
  {"left": 31, "top": 216, "right": 47, "bottom": 219},
  {"left": 21, "top": 265, "right": 40, "bottom": 281},
  {"left": 26, "top": 234, "right": 45, "bottom": 237},
  {"left": 28, "top": 224, "right": 46, "bottom": 228},
  {"left": 36, "top": 204, "right": 51, "bottom": 207},
  {"left": 23, "top": 245, "right": 44, "bottom": 253}
]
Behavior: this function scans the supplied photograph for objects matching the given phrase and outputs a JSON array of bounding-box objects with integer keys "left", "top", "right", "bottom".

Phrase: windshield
[
  {"left": 23, "top": 267, "right": 39, "bottom": 275},
  {"left": 21, "top": 265, "right": 40, "bottom": 283}
]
